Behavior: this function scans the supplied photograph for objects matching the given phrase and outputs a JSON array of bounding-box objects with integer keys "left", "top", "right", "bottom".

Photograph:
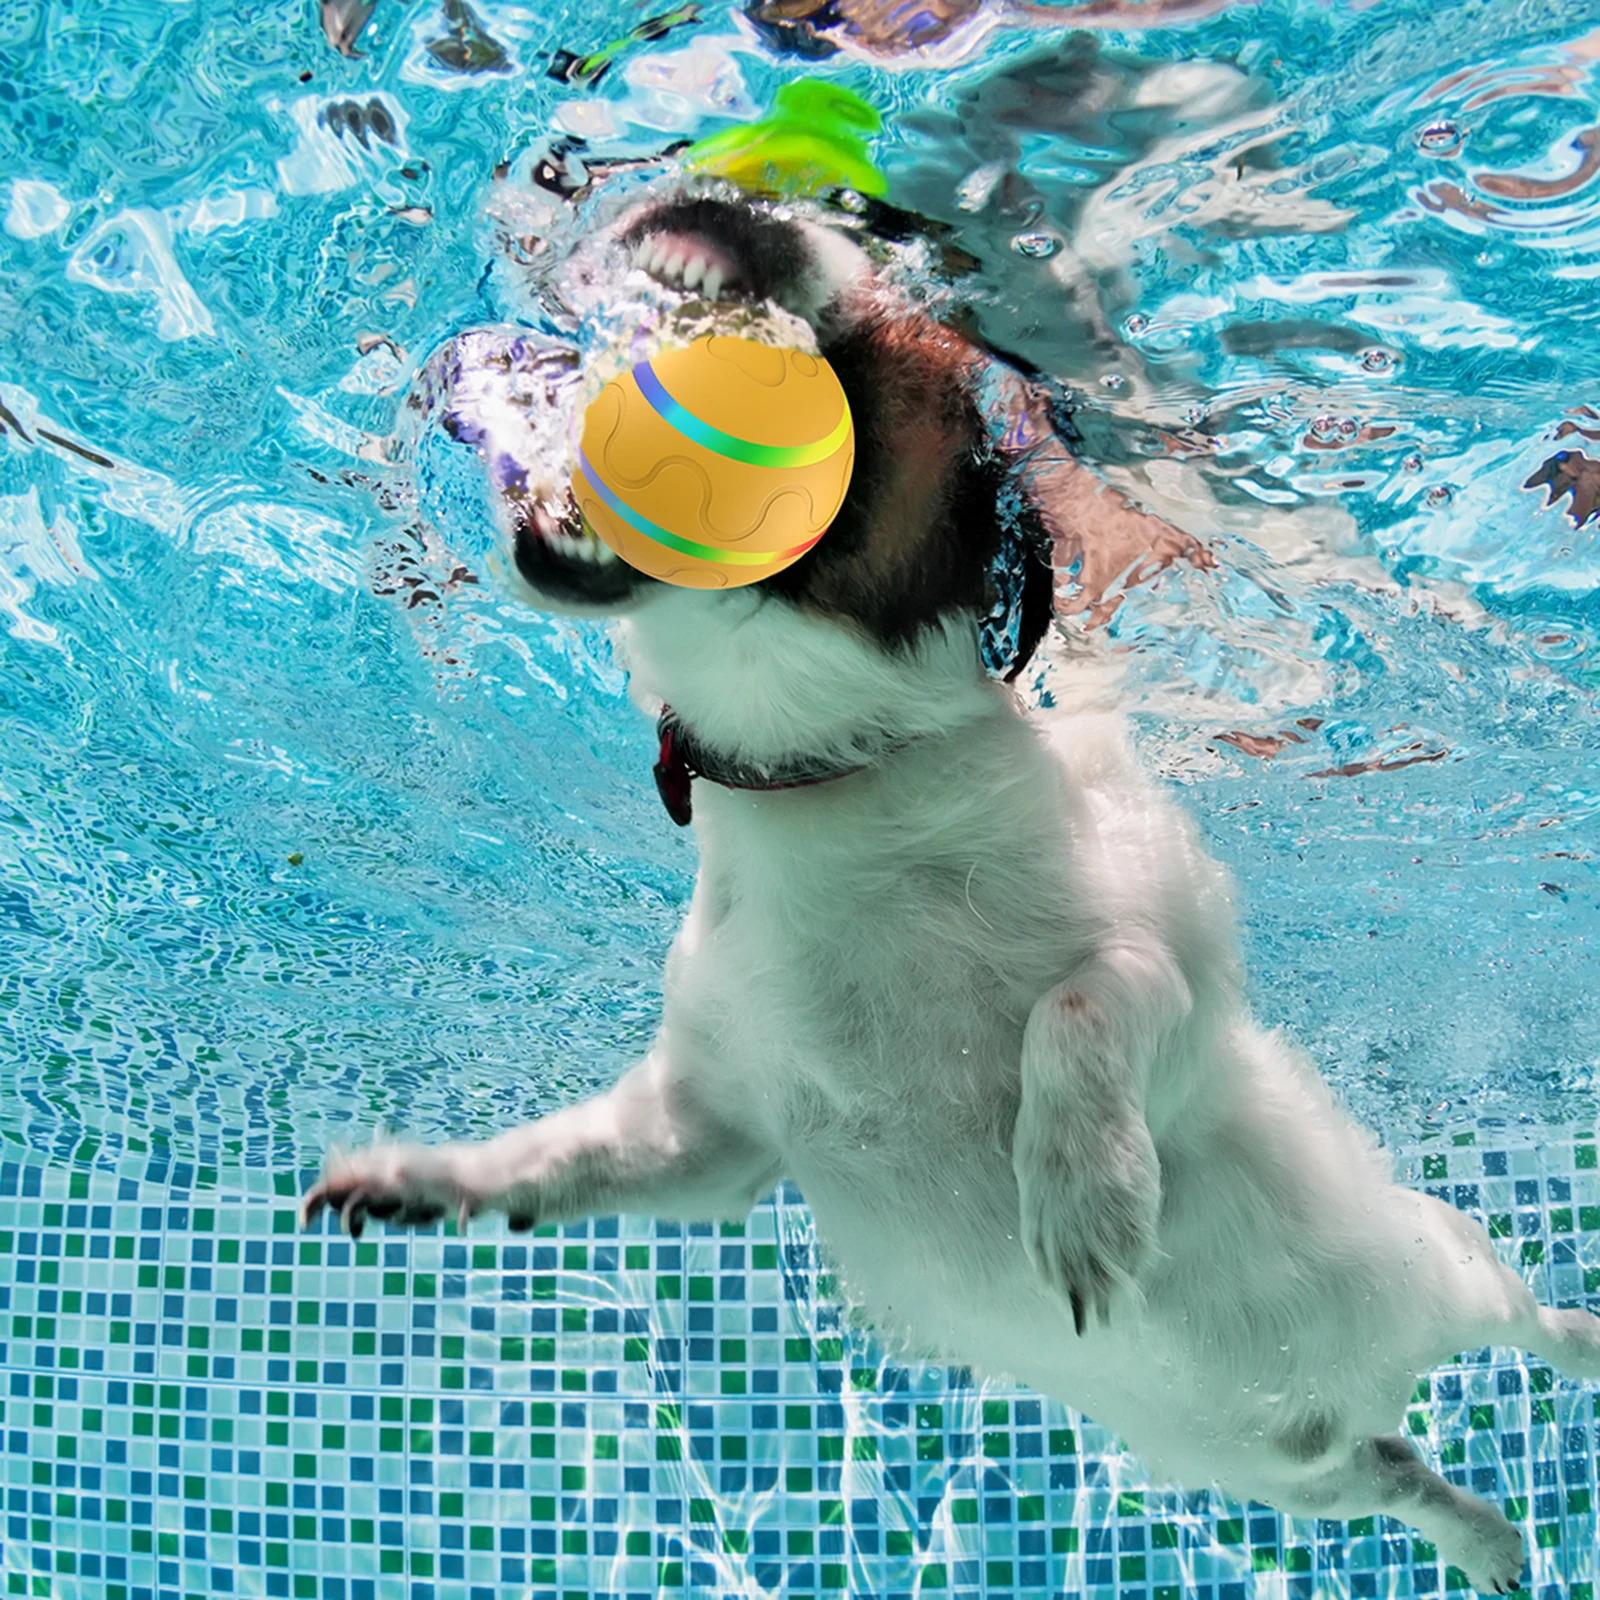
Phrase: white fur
[
  {"left": 304, "top": 196, "right": 1600, "bottom": 1598},
  {"left": 305, "top": 586, "right": 1600, "bottom": 1593}
]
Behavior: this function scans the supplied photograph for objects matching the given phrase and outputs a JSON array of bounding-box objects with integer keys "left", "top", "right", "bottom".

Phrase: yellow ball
[{"left": 571, "top": 334, "right": 854, "bottom": 590}]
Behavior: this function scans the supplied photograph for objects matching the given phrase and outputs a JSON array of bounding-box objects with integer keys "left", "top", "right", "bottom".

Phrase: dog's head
[{"left": 425, "top": 184, "right": 1061, "bottom": 755}]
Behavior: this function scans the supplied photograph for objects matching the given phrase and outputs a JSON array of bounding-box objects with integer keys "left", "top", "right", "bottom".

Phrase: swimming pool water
[{"left": 6, "top": 0, "right": 1600, "bottom": 1594}]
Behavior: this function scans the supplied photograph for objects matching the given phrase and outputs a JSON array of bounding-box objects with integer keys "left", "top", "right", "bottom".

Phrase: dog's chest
[{"left": 669, "top": 783, "right": 1076, "bottom": 1162}]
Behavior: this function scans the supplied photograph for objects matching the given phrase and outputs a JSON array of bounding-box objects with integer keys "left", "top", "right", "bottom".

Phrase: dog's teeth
[
  {"left": 543, "top": 523, "right": 616, "bottom": 565},
  {"left": 681, "top": 253, "right": 706, "bottom": 290},
  {"left": 702, "top": 265, "right": 724, "bottom": 302}
]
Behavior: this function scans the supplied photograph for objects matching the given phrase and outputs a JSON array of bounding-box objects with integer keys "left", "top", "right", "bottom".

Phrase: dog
[{"left": 301, "top": 186, "right": 1600, "bottom": 1594}]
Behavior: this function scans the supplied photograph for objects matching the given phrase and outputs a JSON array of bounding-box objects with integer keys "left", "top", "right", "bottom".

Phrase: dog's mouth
[
  {"left": 628, "top": 228, "right": 742, "bottom": 303},
  {"left": 508, "top": 491, "right": 640, "bottom": 609},
  {"left": 509, "top": 196, "right": 817, "bottom": 610},
  {"left": 620, "top": 194, "right": 813, "bottom": 314}
]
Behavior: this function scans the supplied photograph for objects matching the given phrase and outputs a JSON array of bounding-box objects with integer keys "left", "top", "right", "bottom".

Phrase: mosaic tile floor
[{"left": 2, "top": 1129, "right": 1598, "bottom": 1600}]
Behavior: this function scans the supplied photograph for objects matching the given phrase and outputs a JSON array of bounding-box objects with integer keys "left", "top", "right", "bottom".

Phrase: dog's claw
[
  {"left": 1069, "top": 1289, "right": 1086, "bottom": 1337},
  {"left": 300, "top": 1139, "right": 483, "bottom": 1241}
]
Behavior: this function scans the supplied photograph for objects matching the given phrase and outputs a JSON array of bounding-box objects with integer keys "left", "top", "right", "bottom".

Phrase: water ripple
[{"left": 6, "top": 0, "right": 1600, "bottom": 1159}]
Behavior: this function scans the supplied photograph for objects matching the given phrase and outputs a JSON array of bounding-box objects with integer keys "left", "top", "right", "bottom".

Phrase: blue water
[{"left": 6, "top": 0, "right": 1600, "bottom": 1595}]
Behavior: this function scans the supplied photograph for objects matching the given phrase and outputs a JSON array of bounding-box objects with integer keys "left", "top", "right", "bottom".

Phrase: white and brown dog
[{"left": 304, "top": 187, "right": 1600, "bottom": 1593}]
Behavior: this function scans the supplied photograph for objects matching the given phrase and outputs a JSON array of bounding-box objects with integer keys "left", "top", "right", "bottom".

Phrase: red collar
[{"left": 653, "top": 707, "right": 873, "bottom": 826}]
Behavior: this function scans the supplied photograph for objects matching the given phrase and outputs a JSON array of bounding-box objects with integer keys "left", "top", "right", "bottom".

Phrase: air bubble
[
  {"left": 1418, "top": 121, "right": 1462, "bottom": 157},
  {"left": 836, "top": 189, "right": 867, "bottom": 214},
  {"left": 1403, "top": 454, "right": 1424, "bottom": 473},
  {"left": 1011, "top": 231, "right": 1061, "bottom": 259},
  {"left": 1100, "top": 372, "right": 1126, "bottom": 390},
  {"left": 1360, "top": 349, "right": 1395, "bottom": 374},
  {"left": 1124, "top": 312, "right": 1149, "bottom": 337},
  {"left": 1531, "top": 630, "right": 1582, "bottom": 663},
  {"left": 1310, "top": 416, "right": 1339, "bottom": 441},
  {"left": 1426, "top": 484, "right": 1454, "bottom": 507}
]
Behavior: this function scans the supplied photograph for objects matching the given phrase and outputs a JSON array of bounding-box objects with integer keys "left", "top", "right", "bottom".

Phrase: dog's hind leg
[
  {"left": 1520, "top": 1304, "right": 1600, "bottom": 1378},
  {"left": 1415, "top": 1191, "right": 1600, "bottom": 1380},
  {"left": 1280, "top": 1435, "right": 1525, "bottom": 1596},
  {"left": 301, "top": 1045, "right": 781, "bottom": 1237}
]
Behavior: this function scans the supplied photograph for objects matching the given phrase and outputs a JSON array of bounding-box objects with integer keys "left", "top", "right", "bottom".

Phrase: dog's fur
[{"left": 303, "top": 189, "right": 1600, "bottom": 1594}]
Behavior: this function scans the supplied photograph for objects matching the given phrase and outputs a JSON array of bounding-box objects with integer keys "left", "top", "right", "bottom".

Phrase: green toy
[
  {"left": 683, "top": 79, "right": 888, "bottom": 198},
  {"left": 549, "top": 3, "right": 702, "bottom": 88}
]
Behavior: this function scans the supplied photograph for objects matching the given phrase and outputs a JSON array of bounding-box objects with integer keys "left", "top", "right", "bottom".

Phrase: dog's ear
[
  {"left": 980, "top": 484, "right": 1057, "bottom": 684},
  {"left": 978, "top": 371, "right": 1076, "bottom": 684}
]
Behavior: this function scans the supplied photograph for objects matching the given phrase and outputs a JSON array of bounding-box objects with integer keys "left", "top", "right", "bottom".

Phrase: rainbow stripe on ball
[
  {"left": 633, "top": 360, "right": 852, "bottom": 470},
  {"left": 575, "top": 444, "right": 827, "bottom": 567}
]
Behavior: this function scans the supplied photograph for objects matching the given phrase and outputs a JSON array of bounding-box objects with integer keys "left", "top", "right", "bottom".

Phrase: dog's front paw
[
  {"left": 1015, "top": 1121, "right": 1161, "bottom": 1335},
  {"left": 301, "top": 1141, "right": 499, "bottom": 1238}
]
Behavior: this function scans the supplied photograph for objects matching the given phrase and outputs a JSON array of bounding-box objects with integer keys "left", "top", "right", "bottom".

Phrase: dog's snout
[
  {"left": 512, "top": 500, "right": 559, "bottom": 582},
  {"left": 510, "top": 496, "right": 641, "bottom": 610}
]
